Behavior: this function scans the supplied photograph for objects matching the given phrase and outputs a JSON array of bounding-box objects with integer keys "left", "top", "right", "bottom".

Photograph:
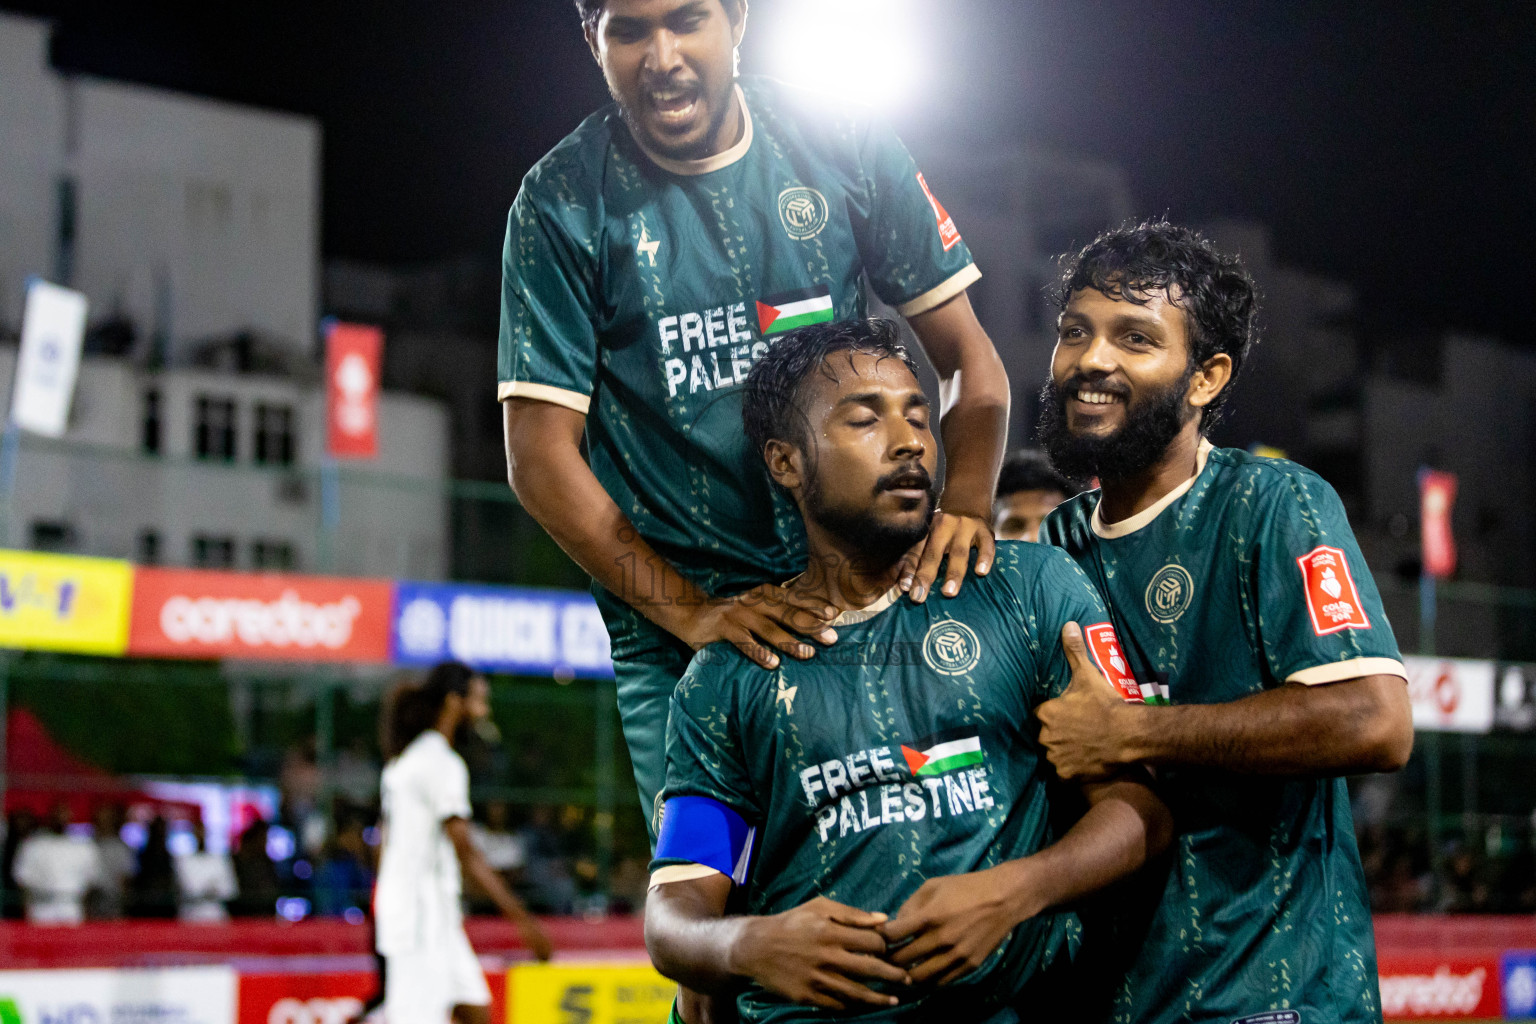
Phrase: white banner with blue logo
[{"left": 392, "top": 582, "right": 613, "bottom": 678}]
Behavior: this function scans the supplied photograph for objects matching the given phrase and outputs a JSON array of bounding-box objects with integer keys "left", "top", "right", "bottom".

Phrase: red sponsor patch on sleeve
[
  {"left": 1083, "top": 622, "right": 1144, "bottom": 703},
  {"left": 1297, "top": 545, "right": 1371, "bottom": 636},
  {"left": 915, "top": 172, "right": 962, "bottom": 251}
]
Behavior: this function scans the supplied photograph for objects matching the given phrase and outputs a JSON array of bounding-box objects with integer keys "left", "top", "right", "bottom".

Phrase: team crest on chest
[
  {"left": 777, "top": 186, "right": 829, "bottom": 241},
  {"left": 923, "top": 620, "right": 981, "bottom": 675},
  {"left": 1144, "top": 563, "right": 1194, "bottom": 624}
]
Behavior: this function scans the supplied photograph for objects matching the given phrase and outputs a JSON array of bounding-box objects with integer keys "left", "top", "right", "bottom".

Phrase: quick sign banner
[
  {"left": 128, "top": 567, "right": 392, "bottom": 663},
  {"left": 1403, "top": 656, "right": 1496, "bottom": 734},
  {"left": 506, "top": 962, "right": 672, "bottom": 1024},
  {"left": 392, "top": 581, "right": 613, "bottom": 678},
  {"left": 0, "top": 549, "right": 132, "bottom": 655},
  {"left": 324, "top": 321, "right": 382, "bottom": 459},
  {"left": 0, "top": 966, "right": 237, "bottom": 1024},
  {"left": 9, "top": 279, "right": 87, "bottom": 437}
]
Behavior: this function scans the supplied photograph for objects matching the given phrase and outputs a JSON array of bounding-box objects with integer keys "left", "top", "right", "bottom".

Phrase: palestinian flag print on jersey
[
  {"left": 901, "top": 728, "right": 984, "bottom": 777},
  {"left": 756, "top": 285, "right": 835, "bottom": 335}
]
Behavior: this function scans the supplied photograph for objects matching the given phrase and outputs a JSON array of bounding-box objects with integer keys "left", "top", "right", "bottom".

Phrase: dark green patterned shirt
[
  {"left": 655, "top": 542, "right": 1116, "bottom": 1023},
  {"left": 498, "top": 76, "right": 979, "bottom": 595},
  {"left": 1042, "top": 443, "right": 1406, "bottom": 1024}
]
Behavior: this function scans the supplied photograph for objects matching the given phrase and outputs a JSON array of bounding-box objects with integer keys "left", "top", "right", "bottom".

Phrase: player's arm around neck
[
  {"left": 878, "top": 771, "right": 1171, "bottom": 985},
  {"left": 1036, "top": 624, "right": 1414, "bottom": 778},
  {"left": 503, "top": 399, "right": 836, "bottom": 668},
  {"left": 646, "top": 875, "right": 909, "bottom": 1012},
  {"left": 900, "top": 293, "right": 1011, "bottom": 602}
]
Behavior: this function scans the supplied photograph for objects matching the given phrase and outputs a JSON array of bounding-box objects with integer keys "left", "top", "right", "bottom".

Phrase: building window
[
  {"left": 142, "top": 390, "right": 162, "bottom": 454},
  {"left": 195, "top": 396, "right": 238, "bottom": 461},
  {"left": 192, "top": 534, "right": 236, "bottom": 569},
  {"left": 30, "top": 521, "right": 75, "bottom": 553},
  {"left": 254, "top": 403, "right": 295, "bottom": 466},
  {"left": 251, "top": 539, "right": 296, "bottom": 572},
  {"left": 137, "top": 529, "right": 161, "bottom": 565}
]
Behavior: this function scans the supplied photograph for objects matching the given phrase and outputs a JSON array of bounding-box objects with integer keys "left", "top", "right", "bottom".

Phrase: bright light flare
[{"left": 761, "top": 0, "right": 926, "bottom": 111}]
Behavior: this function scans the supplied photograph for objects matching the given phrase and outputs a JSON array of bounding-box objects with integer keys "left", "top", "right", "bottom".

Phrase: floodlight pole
[
  {"left": 0, "top": 421, "right": 21, "bottom": 547},
  {"left": 1419, "top": 570, "right": 1443, "bottom": 905}
]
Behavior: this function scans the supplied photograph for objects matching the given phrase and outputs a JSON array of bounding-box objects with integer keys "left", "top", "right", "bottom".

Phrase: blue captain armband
[{"left": 654, "top": 795, "right": 756, "bottom": 885}]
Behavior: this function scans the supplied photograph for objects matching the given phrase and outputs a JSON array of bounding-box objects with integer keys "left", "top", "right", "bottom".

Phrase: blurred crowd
[
  {"left": 1359, "top": 823, "right": 1536, "bottom": 915},
  {"left": 1, "top": 731, "right": 651, "bottom": 925}
]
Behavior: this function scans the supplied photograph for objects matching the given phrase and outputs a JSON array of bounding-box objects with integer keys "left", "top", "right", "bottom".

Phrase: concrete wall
[{"left": 0, "top": 13, "right": 320, "bottom": 360}]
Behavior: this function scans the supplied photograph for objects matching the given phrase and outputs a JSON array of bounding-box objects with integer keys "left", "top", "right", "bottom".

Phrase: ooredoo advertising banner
[
  {"left": 324, "top": 321, "right": 382, "bottom": 460},
  {"left": 128, "top": 567, "right": 392, "bottom": 663},
  {"left": 1378, "top": 952, "right": 1502, "bottom": 1020},
  {"left": 0, "top": 966, "right": 237, "bottom": 1024},
  {"left": 1403, "top": 656, "right": 1496, "bottom": 735},
  {"left": 237, "top": 970, "right": 504, "bottom": 1024},
  {"left": 0, "top": 549, "right": 132, "bottom": 656}
]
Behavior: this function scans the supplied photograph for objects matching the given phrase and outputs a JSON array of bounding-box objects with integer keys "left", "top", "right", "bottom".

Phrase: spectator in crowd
[
  {"left": 12, "top": 804, "right": 101, "bottom": 925},
  {"left": 992, "top": 447, "right": 1075, "bottom": 542},
  {"left": 2, "top": 809, "right": 39, "bottom": 919},
  {"left": 87, "top": 805, "right": 136, "bottom": 920},
  {"left": 470, "top": 801, "right": 525, "bottom": 882},
  {"left": 315, "top": 815, "right": 374, "bottom": 918},
  {"left": 518, "top": 804, "right": 577, "bottom": 915},
  {"left": 232, "top": 819, "right": 282, "bottom": 918},
  {"left": 331, "top": 735, "right": 382, "bottom": 806},
  {"left": 131, "top": 815, "right": 178, "bottom": 919},
  {"left": 174, "top": 821, "right": 238, "bottom": 922}
]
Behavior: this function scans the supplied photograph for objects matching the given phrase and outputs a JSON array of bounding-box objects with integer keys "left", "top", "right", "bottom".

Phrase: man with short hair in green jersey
[
  {"left": 644, "top": 319, "right": 1171, "bottom": 1024},
  {"left": 500, "top": 0, "right": 1011, "bottom": 845},
  {"left": 1033, "top": 221, "right": 1415, "bottom": 1024}
]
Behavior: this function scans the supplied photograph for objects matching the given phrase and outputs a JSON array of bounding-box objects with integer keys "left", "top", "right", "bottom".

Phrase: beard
[
  {"left": 615, "top": 73, "right": 737, "bottom": 163},
  {"left": 1036, "top": 366, "right": 1196, "bottom": 485},
  {"left": 803, "top": 461, "right": 937, "bottom": 572}
]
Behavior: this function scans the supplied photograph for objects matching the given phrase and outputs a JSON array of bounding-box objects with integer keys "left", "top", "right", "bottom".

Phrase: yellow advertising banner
[
  {"left": 0, "top": 549, "right": 133, "bottom": 655},
  {"left": 506, "top": 961, "right": 674, "bottom": 1024}
]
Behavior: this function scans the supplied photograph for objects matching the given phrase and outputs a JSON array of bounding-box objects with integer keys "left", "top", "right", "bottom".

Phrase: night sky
[{"left": 5, "top": 0, "right": 1533, "bottom": 349}]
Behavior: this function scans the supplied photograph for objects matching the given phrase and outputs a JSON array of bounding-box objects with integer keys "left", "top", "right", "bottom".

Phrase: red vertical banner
[
  {"left": 325, "top": 321, "right": 382, "bottom": 459},
  {"left": 1418, "top": 468, "right": 1458, "bottom": 579}
]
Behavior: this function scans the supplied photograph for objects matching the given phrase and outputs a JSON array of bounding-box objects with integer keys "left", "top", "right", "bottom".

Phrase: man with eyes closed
[{"left": 643, "top": 318, "right": 1171, "bottom": 1024}]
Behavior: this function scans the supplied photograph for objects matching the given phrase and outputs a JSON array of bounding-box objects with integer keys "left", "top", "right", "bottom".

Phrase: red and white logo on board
[
  {"left": 1297, "top": 545, "right": 1370, "bottom": 636},
  {"left": 1083, "top": 622, "right": 1143, "bottom": 703},
  {"left": 915, "top": 173, "right": 962, "bottom": 251},
  {"left": 325, "top": 321, "right": 382, "bottom": 459}
]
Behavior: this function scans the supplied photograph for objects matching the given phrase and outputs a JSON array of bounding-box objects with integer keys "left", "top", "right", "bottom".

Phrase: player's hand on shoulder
[
  {"left": 879, "top": 868, "right": 1029, "bottom": 986},
  {"left": 730, "top": 896, "right": 908, "bottom": 1010},
  {"left": 899, "top": 511, "right": 995, "bottom": 604},
  {"left": 680, "top": 584, "right": 839, "bottom": 670},
  {"left": 1036, "top": 622, "right": 1138, "bottom": 781}
]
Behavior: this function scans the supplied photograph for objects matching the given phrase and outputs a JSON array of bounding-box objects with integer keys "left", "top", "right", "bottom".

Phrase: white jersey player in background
[{"left": 375, "top": 662, "right": 553, "bottom": 1024}]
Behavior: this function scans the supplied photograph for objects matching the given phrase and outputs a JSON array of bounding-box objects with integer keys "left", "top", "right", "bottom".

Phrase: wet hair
[
  {"left": 1051, "top": 219, "right": 1258, "bottom": 427},
  {"left": 383, "top": 661, "right": 474, "bottom": 759},
  {"left": 741, "top": 318, "right": 919, "bottom": 460},
  {"left": 574, "top": 0, "right": 745, "bottom": 34},
  {"left": 996, "top": 448, "right": 1075, "bottom": 499}
]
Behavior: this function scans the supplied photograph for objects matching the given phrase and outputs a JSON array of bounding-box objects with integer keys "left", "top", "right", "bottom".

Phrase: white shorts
[{"left": 384, "top": 926, "right": 491, "bottom": 1024}]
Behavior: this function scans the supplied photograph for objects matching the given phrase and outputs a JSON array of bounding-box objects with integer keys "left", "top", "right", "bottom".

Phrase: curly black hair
[
  {"left": 573, "top": 0, "right": 744, "bottom": 33},
  {"left": 997, "top": 448, "right": 1075, "bottom": 499},
  {"left": 1051, "top": 220, "right": 1258, "bottom": 427},
  {"left": 742, "top": 318, "right": 919, "bottom": 460}
]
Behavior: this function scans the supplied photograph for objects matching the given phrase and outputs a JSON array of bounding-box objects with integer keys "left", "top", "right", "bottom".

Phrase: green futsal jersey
[
  {"left": 497, "top": 76, "right": 979, "bottom": 596},
  {"left": 653, "top": 542, "right": 1118, "bottom": 1023},
  {"left": 1041, "top": 442, "right": 1406, "bottom": 1024}
]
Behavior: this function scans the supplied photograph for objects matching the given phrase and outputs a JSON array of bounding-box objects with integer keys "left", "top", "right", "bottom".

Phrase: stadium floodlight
[{"left": 761, "top": 0, "right": 925, "bottom": 110}]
